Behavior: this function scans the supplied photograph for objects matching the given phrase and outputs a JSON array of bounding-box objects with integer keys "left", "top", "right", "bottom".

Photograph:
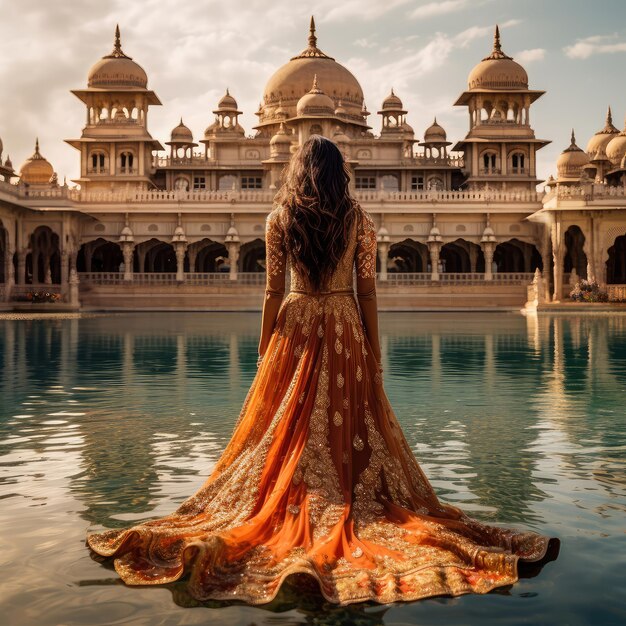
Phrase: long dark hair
[{"left": 275, "top": 134, "right": 358, "bottom": 292}]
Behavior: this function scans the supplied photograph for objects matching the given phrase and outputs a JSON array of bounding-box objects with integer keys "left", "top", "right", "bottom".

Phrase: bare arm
[
  {"left": 258, "top": 209, "right": 286, "bottom": 358},
  {"left": 355, "top": 208, "right": 382, "bottom": 367}
]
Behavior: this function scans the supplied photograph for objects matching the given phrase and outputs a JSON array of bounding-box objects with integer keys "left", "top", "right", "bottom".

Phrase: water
[{"left": 0, "top": 312, "right": 625, "bottom": 625}]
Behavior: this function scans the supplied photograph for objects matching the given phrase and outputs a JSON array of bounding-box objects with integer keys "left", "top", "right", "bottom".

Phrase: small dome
[
  {"left": 170, "top": 118, "right": 194, "bottom": 143},
  {"left": 296, "top": 75, "right": 335, "bottom": 116},
  {"left": 217, "top": 88, "right": 240, "bottom": 111},
  {"left": 332, "top": 125, "right": 351, "bottom": 144},
  {"left": 557, "top": 130, "right": 590, "bottom": 179},
  {"left": 467, "top": 26, "right": 528, "bottom": 91},
  {"left": 400, "top": 121, "right": 415, "bottom": 135},
  {"left": 19, "top": 139, "right": 54, "bottom": 184},
  {"left": 606, "top": 129, "right": 626, "bottom": 166},
  {"left": 334, "top": 99, "right": 348, "bottom": 116},
  {"left": 424, "top": 117, "right": 447, "bottom": 143},
  {"left": 270, "top": 122, "right": 293, "bottom": 145},
  {"left": 88, "top": 26, "right": 148, "bottom": 89},
  {"left": 273, "top": 98, "right": 288, "bottom": 118},
  {"left": 586, "top": 107, "right": 619, "bottom": 159},
  {"left": 381, "top": 88, "right": 404, "bottom": 110}
]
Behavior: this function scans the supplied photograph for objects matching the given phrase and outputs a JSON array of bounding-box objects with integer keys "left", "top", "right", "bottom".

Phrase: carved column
[
  {"left": 4, "top": 246, "right": 15, "bottom": 301},
  {"left": 175, "top": 242, "right": 187, "bottom": 282},
  {"left": 482, "top": 242, "right": 495, "bottom": 280},
  {"left": 227, "top": 242, "right": 240, "bottom": 281},
  {"left": 378, "top": 242, "right": 389, "bottom": 281},
  {"left": 122, "top": 243, "right": 134, "bottom": 281},
  {"left": 551, "top": 219, "right": 565, "bottom": 302},
  {"left": 427, "top": 241, "right": 442, "bottom": 281}
]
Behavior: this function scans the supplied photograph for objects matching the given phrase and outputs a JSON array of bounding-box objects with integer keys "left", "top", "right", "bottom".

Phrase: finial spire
[
  {"left": 115, "top": 24, "right": 121, "bottom": 52},
  {"left": 35, "top": 137, "right": 40, "bottom": 153},
  {"left": 607, "top": 106, "right": 613, "bottom": 126},
  {"left": 434, "top": 116, "right": 437, "bottom": 125},
  {"left": 312, "top": 74, "right": 319, "bottom": 91},
  {"left": 494, "top": 25, "right": 501, "bottom": 53},
  {"left": 226, "top": 87, "right": 230, "bottom": 96},
  {"left": 179, "top": 117, "right": 183, "bottom": 125},
  {"left": 107, "top": 24, "right": 130, "bottom": 59},
  {"left": 571, "top": 128, "right": 576, "bottom": 145},
  {"left": 391, "top": 87, "right": 395, "bottom": 96},
  {"left": 309, "top": 15, "right": 317, "bottom": 48}
]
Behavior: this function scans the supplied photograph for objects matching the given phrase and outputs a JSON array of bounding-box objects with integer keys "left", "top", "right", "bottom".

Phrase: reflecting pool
[{"left": 1, "top": 312, "right": 625, "bottom": 625}]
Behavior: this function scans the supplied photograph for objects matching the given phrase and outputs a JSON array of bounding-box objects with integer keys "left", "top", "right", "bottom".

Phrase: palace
[{"left": 1, "top": 19, "right": 625, "bottom": 311}]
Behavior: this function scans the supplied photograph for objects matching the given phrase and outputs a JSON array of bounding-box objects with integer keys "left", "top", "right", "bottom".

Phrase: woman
[{"left": 87, "top": 135, "right": 553, "bottom": 605}]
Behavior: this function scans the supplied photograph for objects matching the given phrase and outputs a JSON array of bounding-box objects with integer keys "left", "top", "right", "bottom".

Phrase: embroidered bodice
[{"left": 264, "top": 204, "right": 377, "bottom": 296}]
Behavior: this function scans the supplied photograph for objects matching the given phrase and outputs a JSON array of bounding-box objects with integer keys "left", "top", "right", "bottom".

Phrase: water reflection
[{"left": 1, "top": 312, "right": 625, "bottom": 624}]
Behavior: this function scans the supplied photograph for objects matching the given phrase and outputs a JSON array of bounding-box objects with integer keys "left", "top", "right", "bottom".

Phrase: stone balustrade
[{"left": 4, "top": 184, "right": 544, "bottom": 205}]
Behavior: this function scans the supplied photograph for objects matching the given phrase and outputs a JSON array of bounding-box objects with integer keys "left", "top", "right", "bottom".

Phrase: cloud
[
  {"left": 564, "top": 34, "right": 626, "bottom": 59},
  {"left": 408, "top": 0, "right": 499, "bottom": 19},
  {"left": 515, "top": 48, "right": 546, "bottom": 63},
  {"left": 409, "top": 0, "right": 469, "bottom": 19}
]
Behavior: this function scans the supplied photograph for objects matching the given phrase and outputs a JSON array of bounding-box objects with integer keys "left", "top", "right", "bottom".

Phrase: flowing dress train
[{"left": 87, "top": 205, "right": 551, "bottom": 605}]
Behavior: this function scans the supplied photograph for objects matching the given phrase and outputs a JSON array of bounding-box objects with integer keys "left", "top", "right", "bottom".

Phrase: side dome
[
  {"left": 587, "top": 107, "right": 619, "bottom": 160},
  {"left": 88, "top": 26, "right": 148, "bottom": 89},
  {"left": 259, "top": 17, "right": 364, "bottom": 123},
  {"left": 467, "top": 26, "right": 528, "bottom": 90},
  {"left": 556, "top": 131, "right": 590, "bottom": 180},
  {"left": 169, "top": 118, "right": 194, "bottom": 143},
  {"left": 19, "top": 139, "right": 54, "bottom": 184},
  {"left": 424, "top": 118, "right": 447, "bottom": 143},
  {"left": 217, "top": 88, "right": 239, "bottom": 111},
  {"left": 381, "top": 88, "right": 403, "bottom": 110},
  {"left": 296, "top": 75, "right": 335, "bottom": 116}
]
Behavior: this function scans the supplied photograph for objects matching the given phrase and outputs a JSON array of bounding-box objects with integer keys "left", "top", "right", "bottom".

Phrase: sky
[{"left": 1, "top": 0, "right": 626, "bottom": 184}]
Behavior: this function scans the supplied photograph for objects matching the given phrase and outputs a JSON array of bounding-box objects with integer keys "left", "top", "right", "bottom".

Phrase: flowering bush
[
  {"left": 25, "top": 291, "right": 62, "bottom": 303},
  {"left": 569, "top": 279, "right": 609, "bottom": 303}
]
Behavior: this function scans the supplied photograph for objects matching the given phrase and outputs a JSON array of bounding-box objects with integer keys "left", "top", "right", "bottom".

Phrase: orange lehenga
[{"left": 87, "top": 205, "right": 551, "bottom": 605}]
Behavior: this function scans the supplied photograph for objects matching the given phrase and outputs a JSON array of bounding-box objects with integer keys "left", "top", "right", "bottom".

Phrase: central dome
[
  {"left": 467, "top": 26, "right": 528, "bottom": 90},
  {"left": 258, "top": 18, "right": 364, "bottom": 126}
]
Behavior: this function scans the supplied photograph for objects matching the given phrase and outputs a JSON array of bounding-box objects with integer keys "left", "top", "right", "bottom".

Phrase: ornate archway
[
  {"left": 26, "top": 225, "right": 61, "bottom": 284},
  {"left": 189, "top": 238, "right": 228, "bottom": 272},
  {"left": 240, "top": 238, "right": 265, "bottom": 272},
  {"left": 388, "top": 239, "right": 427, "bottom": 272},
  {"left": 494, "top": 238, "right": 542, "bottom": 273},
  {"left": 564, "top": 225, "right": 587, "bottom": 279},
  {"left": 440, "top": 239, "right": 484, "bottom": 273},
  {"left": 606, "top": 234, "right": 626, "bottom": 284},
  {"left": 77, "top": 238, "right": 123, "bottom": 272}
]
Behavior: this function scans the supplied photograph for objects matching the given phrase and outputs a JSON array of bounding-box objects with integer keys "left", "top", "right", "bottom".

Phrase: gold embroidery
[
  {"left": 356, "top": 365, "right": 363, "bottom": 381},
  {"left": 356, "top": 209, "right": 377, "bottom": 280},
  {"left": 353, "top": 434, "right": 364, "bottom": 451},
  {"left": 337, "top": 373, "right": 344, "bottom": 388},
  {"left": 333, "top": 411, "right": 343, "bottom": 426},
  {"left": 335, "top": 338, "right": 343, "bottom": 355}
]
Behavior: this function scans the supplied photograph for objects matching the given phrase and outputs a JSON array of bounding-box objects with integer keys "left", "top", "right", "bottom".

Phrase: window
[
  {"left": 241, "top": 176, "right": 262, "bottom": 189},
  {"left": 356, "top": 176, "right": 376, "bottom": 190},
  {"left": 193, "top": 176, "right": 206, "bottom": 190},
  {"left": 481, "top": 152, "right": 498, "bottom": 174},
  {"left": 411, "top": 176, "right": 424, "bottom": 190},
  {"left": 511, "top": 152, "right": 526, "bottom": 174},
  {"left": 427, "top": 177, "right": 443, "bottom": 191},
  {"left": 119, "top": 151, "right": 134, "bottom": 174},
  {"left": 174, "top": 177, "right": 189, "bottom": 191},
  {"left": 90, "top": 152, "right": 106, "bottom": 174}
]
